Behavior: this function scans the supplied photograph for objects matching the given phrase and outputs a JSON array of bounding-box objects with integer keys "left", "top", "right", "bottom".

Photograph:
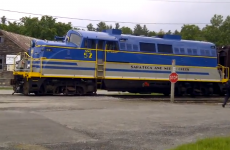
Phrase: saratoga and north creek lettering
[{"left": 130, "top": 65, "right": 190, "bottom": 71}]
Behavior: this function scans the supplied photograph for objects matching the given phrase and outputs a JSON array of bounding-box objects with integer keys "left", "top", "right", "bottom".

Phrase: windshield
[{"left": 69, "top": 33, "right": 82, "bottom": 47}]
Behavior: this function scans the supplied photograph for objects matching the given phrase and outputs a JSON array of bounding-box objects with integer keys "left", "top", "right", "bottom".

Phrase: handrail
[
  {"left": 13, "top": 52, "right": 33, "bottom": 72},
  {"left": 24, "top": 52, "right": 31, "bottom": 58},
  {"left": 13, "top": 52, "right": 20, "bottom": 71},
  {"left": 217, "top": 64, "right": 229, "bottom": 81},
  {"left": 40, "top": 57, "right": 43, "bottom": 76}
]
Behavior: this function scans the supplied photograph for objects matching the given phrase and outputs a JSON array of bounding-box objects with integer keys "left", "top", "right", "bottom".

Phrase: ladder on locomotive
[
  {"left": 95, "top": 40, "right": 106, "bottom": 89},
  {"left": 96, "top": 59, "right": 104, "bottom": 89}
]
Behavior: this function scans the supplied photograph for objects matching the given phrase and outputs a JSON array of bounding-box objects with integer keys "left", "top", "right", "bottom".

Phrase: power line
[
  {"left": 0, "top": 9, "right": 212, "bottom": 25},
  {"left": 147, "top": 0, "right": 230, "bottom": 3},
  {"left": 6, "top": 18, "right": 211, "bottom": 26}
]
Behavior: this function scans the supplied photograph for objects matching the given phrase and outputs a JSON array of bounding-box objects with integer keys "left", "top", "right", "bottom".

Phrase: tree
[
  {"left": 1, "top": 14, "right": 230, "bottom": 46},
  {"left": 166, "top": 30, "right": 172, "bottom": 35},
  {"left": 115, "top": 23, "right": 120, "bottom": 29},
  {"left": 106, "top": 24, "right": 113, "bottom": 29},
  {"left": 87, "top": 23, "right": 95, "bottom": 31},
  {"left": 173, "top": 30, "right": 180, "bottom": 35},
  {"left": 157, "top": 29, "right": 165, "bottom": 35},
  {"left": 1, "top": 16, "right": 6, "bottom": 24},
  {"left": 1, "top": 15, "right": 72, "bottom": 40},
  {"left": 142, "top": 25, "right": 149, "bottom": 36},
  {"left": 133, "top": 24, "right": 143, "bottom": 35},
  {"left": 219, "top": 16, "right": 230, "bottom": 46},
  {"left": 148, "top": 31, "right": 156, "bottom": 37},
  {"left": 202, "top": 14, "right": 225, "bottom": 46},
  {"left": 210, "top": 14, "right": 224, "bottom": 28},
  {"left": 96, "top": 22, "right": 107, "bottom": 31},
  {"left": 121, "top": 26, "right": 133, "bottom": 34},
  {"left": 6, "top": 21, "right": 22, "bottom": 34},
  {"left": 180, "top": 24, "right": 204, "bottom": 40},
  {"left": 55, "top": 22, "right": 72, "bottom": 36}
]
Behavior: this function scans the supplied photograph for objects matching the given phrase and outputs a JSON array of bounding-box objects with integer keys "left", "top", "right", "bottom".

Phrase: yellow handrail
[
  {"left": 95, "top": 44, "right": 98, "bottom": 78},
  {"left": 40, "top": 57, "right": 43, "bottom": 77},
  {"left": 25, "top": 52, "right": 31, "bottom": 58},
  {"left": 13, "top": 52, "right": 33, "bottom": 72}
]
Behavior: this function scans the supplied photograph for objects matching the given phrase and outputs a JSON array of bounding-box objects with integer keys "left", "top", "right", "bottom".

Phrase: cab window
[
  {"left": 69, "top": 34, "right": 82, "bottom": 46},
  {"left": 84, "top": 39, "right": 96, "bottom": 49},
  {"left": 106, "top": 41, "right": 119, "bottom": 50}
]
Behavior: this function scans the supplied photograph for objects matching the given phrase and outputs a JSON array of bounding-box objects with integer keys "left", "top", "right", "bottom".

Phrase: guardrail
[{"left": 217, "top": 64, "right": 229, "bottom": 82}]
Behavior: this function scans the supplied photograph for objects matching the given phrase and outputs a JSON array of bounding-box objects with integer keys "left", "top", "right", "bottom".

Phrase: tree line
[{"left": 0, "top": 14, "right": 229, "bottom": 46}]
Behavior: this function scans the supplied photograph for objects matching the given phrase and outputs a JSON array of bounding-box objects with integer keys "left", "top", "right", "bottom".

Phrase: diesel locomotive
[{"left": 10, "top": 29, "right": 229, "bottom": 96}]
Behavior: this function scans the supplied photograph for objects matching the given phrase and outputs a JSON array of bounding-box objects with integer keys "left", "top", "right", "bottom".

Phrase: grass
[
  {"left": 116, "top": 92, "right": 163, "bottom": 95},
  {"left": 169, "top": 136, "right": 230, "bottom": 150},
  {"left": 0, "top": 87, "right": 13, "bottom": 90}
]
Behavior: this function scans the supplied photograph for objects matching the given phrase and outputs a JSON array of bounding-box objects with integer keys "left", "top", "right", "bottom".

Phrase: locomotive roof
[
  {"left": 34, "top": 29, "right": 215, "bottom": 49},
  {"left": 72, "top": 30, "right": 117, "bottom": 41},
  {"left": 74, "top": 29, "right": 215, "bottom": 46},
  {"left": 35, "top": 40, "right": 76, "bottom": 47}
]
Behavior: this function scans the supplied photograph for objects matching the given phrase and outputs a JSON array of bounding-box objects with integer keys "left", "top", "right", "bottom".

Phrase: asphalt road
[{"left": 0, "top": 91, "right": 229, "bottom": 150}]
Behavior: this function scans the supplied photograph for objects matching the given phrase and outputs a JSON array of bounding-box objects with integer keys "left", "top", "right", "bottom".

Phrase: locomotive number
[{"left": 84, "top": 50, "right": 92, "bottom": 59}]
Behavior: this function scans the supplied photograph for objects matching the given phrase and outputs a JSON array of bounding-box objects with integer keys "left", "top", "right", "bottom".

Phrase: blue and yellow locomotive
[{"left": 11, "top": 29, "right": 229, "bottom": 96}]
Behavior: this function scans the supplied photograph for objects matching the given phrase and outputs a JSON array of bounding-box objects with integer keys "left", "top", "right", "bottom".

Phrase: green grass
[
  {"left": 0, "top": 87, "right": 13, "bottom": 90},
  {"left": 114, "top": 92, "right": 163, "bottom": 95},
  {"left": 169, "top": 136, "right": 230, "bottom": 150}
]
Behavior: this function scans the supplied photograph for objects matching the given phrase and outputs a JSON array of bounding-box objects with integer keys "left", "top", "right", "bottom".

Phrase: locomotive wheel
[
  {"left": 75, "top": 87, "right": 84, "bottom": 96},
  {"left": 34, "top": 85, "right": 45, "bottom": 96}
]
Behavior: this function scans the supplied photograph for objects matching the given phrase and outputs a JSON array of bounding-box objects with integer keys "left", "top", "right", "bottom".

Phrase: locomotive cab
[
  {"left": 218, "top": 46, "right": 229, "bottom": 67},
  {"left": 217, "top": 45, "right": 230, "bottom": 80}
]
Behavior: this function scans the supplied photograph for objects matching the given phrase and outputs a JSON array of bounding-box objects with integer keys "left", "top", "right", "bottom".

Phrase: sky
[{"left": 0, "top": 0, "right": 229, "bottom": 32}]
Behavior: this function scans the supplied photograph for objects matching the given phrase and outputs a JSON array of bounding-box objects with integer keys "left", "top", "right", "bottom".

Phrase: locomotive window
[
  {"left": 200, "top": 50, "right": 205, "bottom": 55},
  {"left": 127, "top": 44, "right": 132, "bottom": 50},
  {"left": 69, "top": 34, "right": 82, "bottom": 46},
  {"left": 211, "top": 45, "right": 216, "bottom": 49},
  {"left": 90, "top": 40, "right": 96, "bottom": 49},
  {"left": 84, "top": 39, "right": 88, "bottom": 48},
  {"left": 120, "top": 43, "right": 126, "bottom": 50},
  {"left": 157, "top": 44, "right": 173, "bottom": 53},
  {"left": 174, "top": 48, "right": 179, "bottom": 54},
  {"left": 98, "top": 40, "right": 104, "bottom": 49},
  {"left": 140, "top": 42, "right": 156, "bottom": 52},
  {"left": 133, "top": 45, "right": 139, "bottom": 51},
  {"left": 180, "top": 48, "right": 185, "bottom": 54},
  {"left": 84, "top": 39, "right": 96, "bottom": 49},
  {"left": 187, "top": 49, "right": 192, "bottom": 54},
  {"left": 211, "top": 50, "right": 216, "bottom": 56},
  {"left": 205, "top": 50, "right": 210, "bottom": 56},
  {"left": 107, "top": 41, "right": 119, "bottom": 50},
  {"left": 192, "top": 49, "right": 197, "bottom": 55}
]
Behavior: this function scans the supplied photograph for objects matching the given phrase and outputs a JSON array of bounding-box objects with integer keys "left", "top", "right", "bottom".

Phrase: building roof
[{"left": 0, "top": 30, "right": 38, "bottom": 51}]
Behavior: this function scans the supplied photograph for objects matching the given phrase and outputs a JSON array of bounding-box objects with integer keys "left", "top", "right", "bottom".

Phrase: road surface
[{"left": 0, "top": 93, "right": 229, "bottom": 150}]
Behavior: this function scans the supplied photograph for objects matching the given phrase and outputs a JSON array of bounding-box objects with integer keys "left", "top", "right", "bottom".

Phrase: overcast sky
[{"left": 0, "top": 0, "right": 229, "bottom": 32}]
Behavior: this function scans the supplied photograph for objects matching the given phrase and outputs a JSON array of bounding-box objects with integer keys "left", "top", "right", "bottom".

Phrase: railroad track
[
  {"left": 107, "top": 94, "right": 225, "bottom": 98},
  {"left": 107, "top": 94, "right": 224, "bottom": 103},
  {"left": 11, "top": 93, "right": 225, "bottom": 103},
  {"left": 115, "top": 98, "right": 223, "bottom": 103}
]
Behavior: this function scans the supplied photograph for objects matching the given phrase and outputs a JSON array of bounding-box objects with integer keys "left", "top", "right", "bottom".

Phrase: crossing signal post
[{"left": 169, "top": 59, "right": 178, "bottom": 103}]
